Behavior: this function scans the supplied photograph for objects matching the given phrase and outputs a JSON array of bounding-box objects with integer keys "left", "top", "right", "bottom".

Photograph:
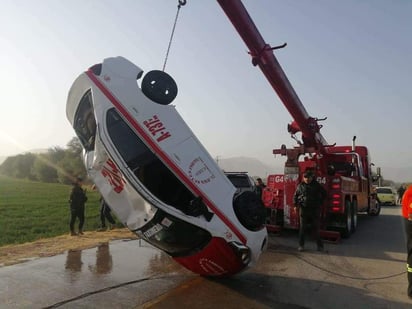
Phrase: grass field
[{"left": 0, "top": 175, "right": 102, "bottom": 246}]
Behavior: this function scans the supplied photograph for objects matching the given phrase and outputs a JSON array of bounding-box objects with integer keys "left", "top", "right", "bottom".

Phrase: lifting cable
[{"left": 162, "top": 0, "right": 186, "bottom": 71}]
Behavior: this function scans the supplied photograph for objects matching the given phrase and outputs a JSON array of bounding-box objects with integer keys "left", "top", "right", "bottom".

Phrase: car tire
[
  {"left": 141, "top": 70, "right": 178, "bottom": 105},
  {"left": 233, "top": 191, "right": 266, "bottom": 231}
]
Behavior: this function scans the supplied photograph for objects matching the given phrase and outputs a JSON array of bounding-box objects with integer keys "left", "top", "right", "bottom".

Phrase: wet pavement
[
  {"left": 1, "top": 207, "right": 412, "bottom": 308},
  {"left": 0, "top": 239, "right": 193, "bottom": 308}
]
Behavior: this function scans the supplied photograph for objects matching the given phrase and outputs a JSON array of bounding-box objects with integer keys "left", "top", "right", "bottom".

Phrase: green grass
[{"left": 0, "top": 175, "right": 102, "bottom": 246}]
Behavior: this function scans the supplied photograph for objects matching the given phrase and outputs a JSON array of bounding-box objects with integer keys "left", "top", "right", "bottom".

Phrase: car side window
[{"left": 106, "top": 109, "right": 200, "bottom": 217}]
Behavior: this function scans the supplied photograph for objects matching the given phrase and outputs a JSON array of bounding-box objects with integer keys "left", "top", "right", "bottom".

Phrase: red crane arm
[{"left": 216, "top": 0, "right": 328, "bottom": 151}]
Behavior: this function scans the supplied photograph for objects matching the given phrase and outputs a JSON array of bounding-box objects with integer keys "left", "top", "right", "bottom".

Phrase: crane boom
[
  {"left": 216, "top": 1, "right": 380, "bottom": 240},
  {"left": 217, "top": 0, "right": 328, "bottom": 151}
]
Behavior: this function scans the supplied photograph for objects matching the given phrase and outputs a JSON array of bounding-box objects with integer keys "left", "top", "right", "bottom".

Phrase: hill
[{"left": 218, "top": 156, "right": 282, "bottom": 179}]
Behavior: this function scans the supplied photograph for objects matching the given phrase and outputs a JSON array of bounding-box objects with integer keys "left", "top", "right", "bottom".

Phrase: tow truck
[{"left": 216, "top": 0, "right": 381, "bottom": 241}]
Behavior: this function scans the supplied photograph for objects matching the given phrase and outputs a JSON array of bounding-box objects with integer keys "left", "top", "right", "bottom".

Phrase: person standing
[
  {"left": 401, "top": 184, "right": 412, "bottom": 298},
  {"left": 293, "top": 170, "right": 327, "bottom": 252},
  {"left": 69, "top": 177, "right": 88, "bottom": 236},
  {"left": 255, "top": 177, "right": 266, "bottom": 199},
  {"left": 98, "top": 197, "right": 116, "bottom": 231},
  {"left": 398, "top": 184, "right": 406, "bottom": 205}
]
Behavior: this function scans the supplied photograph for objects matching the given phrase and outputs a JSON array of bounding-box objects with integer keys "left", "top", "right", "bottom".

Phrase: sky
[{"left": 0, "top": 0, "right": 411, "bottom": 175}]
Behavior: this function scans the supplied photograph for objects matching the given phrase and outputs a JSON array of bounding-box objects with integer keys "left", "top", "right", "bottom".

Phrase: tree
[
  {"left": 57, "top": 137, "right": 86, "bottom": 184},
  {"left": 0, "top": 137, "right": 86, "bottom": 184},
  {"left": 57, "top": 152, "right": 86, "bottom": 184},
  {"left": 0, "top": 153, "right": 36, "bottom": 179},
  {"left": 32, "top": 154, "right": 58, "bottom": 182},
  {"left": 66, "top": 137, "right": 83, "bottom": 157}
]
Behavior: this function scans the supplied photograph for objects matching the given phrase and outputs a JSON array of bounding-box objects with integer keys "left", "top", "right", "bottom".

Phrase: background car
[
  {"left": 376, "top": 187, "right": 396, "bottom": 206},
  {"left": 224, "top": 172, "right": 257, "bottom": 195}
]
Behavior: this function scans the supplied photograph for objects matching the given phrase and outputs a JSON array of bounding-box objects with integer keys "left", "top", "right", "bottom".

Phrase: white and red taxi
[{"left": 66, "top": 56, "right": 267, "bottom": 277}]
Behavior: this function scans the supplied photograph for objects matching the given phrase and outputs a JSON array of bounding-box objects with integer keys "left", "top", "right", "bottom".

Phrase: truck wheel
[
  {"left": 351, "top": 200, "right": 358, "bottom": 233},
  {"left": 369, "top": 201, "right": 381, "bottom": 216},
  {"left": 341, "top": 199, "right": 352, "bottom": 238}
]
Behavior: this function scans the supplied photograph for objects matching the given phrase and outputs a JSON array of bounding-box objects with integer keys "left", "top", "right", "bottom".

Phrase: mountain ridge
[{"left": 1, "top": 153, "right": 411, "bottom": 183}]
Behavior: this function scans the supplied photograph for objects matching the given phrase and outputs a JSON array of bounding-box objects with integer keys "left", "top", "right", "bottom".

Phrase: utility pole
[{"left": 215, "top": 155, "right": 221, "bottom": 166}]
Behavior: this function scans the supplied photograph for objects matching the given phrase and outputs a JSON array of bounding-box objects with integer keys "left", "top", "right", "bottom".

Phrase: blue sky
[{"left": 0, "top": 0, "right": 411, "bottom": 174}]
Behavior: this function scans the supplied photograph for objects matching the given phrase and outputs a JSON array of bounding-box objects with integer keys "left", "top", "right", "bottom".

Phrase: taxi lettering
[
  {"left": 101, "top": 158, "right": 126, "bottom": 193},
  {"left": 143, "top": 115, "right": 171, "bottom": 142}
]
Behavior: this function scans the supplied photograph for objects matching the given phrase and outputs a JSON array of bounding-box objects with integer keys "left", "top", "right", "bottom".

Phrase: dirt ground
[{"left": 0, "top": 228, "right": 138, "bottom": 267}]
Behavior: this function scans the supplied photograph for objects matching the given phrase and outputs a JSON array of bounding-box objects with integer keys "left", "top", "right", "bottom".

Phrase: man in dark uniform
[
  {"left": 69, "top": 177, "right": 88, "bottom": 236},
  {"left": 98, "top": 197, "right": 116, "bottom": 231},
  {"left": 255, "top": 177, "right": 266, "bottom": 199},
  {"left": 293, "top": 170, "right": 326, "bottom": 252}
]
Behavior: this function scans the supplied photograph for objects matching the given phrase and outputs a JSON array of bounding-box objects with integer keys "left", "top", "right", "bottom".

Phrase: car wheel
[
  {"left": 233, "top": 191, "right": 266, "bottom": 231},
  {"left": 141, "top": 70, "right": 178, "bottom": 105}
]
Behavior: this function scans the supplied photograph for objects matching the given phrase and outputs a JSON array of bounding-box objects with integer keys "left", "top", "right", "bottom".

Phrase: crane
[{"left": 216, "top": 0, "right": 380, "bottom": 240}]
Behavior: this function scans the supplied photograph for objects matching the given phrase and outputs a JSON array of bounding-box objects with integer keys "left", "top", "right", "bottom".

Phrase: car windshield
[
  {"left": 73, "top": 90, "right": 97, "bottom": 151},
  {"left": 134, "top": 208, "right": 211, "bottom": 257},
  {"left": 377, "top": 188, "right": 393, "bottom": 194}
]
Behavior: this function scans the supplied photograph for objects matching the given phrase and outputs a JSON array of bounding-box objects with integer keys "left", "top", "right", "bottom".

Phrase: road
[
  {"left": 0, "top": 206, "right": 410, "bottom": 308},
  {"left": 141, "top": 205, "right": 411, "bottom": 308}
]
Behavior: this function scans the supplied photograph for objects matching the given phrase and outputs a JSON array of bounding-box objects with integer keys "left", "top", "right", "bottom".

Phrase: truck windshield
[{"left": 134, "top": 208, "right": 211, "bottom": 257}]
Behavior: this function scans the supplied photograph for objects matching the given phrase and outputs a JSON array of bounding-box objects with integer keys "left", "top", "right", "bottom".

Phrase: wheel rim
[{"left": 376, "top": 202, "right": 381, "bottom": 214}]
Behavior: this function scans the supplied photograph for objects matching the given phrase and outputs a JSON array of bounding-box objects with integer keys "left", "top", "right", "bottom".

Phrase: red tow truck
[{"left": 217, "top": 0, "right": 381, "bottom": 241}]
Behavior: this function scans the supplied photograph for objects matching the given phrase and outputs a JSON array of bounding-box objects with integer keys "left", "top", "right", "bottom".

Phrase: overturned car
[{"left": 66, "top": 56, "right": 267, "bottom": 277}]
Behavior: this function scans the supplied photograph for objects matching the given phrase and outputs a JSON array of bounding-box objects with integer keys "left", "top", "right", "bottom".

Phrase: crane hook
[{"left": 178, "top": 0, "right": 186, "bottom": 8}]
